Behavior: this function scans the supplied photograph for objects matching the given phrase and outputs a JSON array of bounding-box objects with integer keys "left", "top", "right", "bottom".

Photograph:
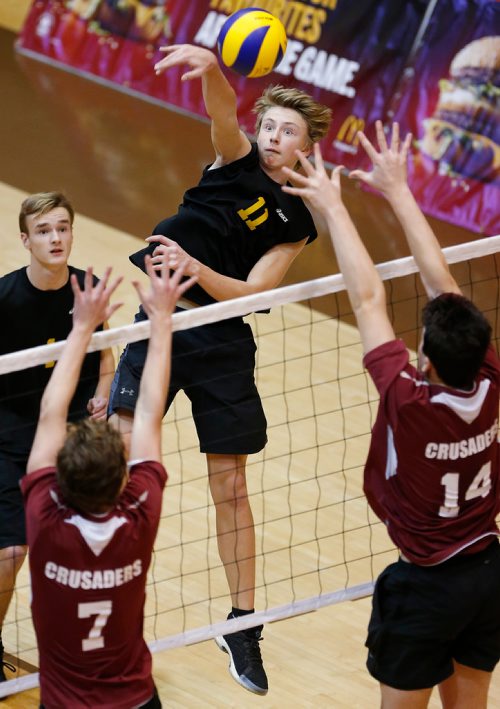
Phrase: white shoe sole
[{"left": 215, "top": 635, "right": 268, "bottom": 696}]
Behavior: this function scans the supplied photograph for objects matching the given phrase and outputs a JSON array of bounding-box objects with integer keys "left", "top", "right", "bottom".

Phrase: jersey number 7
[{"left": 79, "top": 600, "right": 112, "bottom": 651}]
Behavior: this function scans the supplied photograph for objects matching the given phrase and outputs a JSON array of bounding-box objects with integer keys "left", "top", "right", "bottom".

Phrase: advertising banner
[
  {"left": 17, "top": 1, "right": 427, "bottom": 163},
  {"left": 392, "top": 0, "right": 499, "bottom": 235},
  {"left": 17, "top": 1, "right": 499, "bottom": 234}
]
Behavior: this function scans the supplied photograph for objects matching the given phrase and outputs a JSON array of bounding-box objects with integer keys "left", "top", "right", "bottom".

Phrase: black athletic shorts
[
  {"left": 108, "top": 306, "right": 267, "bottom": 454},
  {"left": 366, "top": 539, "right": 500, "bottom": 690},
  {"left": 0, "top": 457, "right": 28, "bottom": 548}
]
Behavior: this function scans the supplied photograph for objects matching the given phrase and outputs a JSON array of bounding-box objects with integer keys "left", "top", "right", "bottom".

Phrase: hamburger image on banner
[{"left": 420, "top": 36, "right": 499, "bottom": 183}]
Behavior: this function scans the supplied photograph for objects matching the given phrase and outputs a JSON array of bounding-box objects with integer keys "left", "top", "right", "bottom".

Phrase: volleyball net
[{"left": 1, "top": 235, "right": 499, "bottom": 697}]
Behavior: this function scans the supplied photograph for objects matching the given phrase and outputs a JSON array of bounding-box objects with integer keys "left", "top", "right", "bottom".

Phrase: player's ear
[
  {"left": 20, "top": 232, "right": 31, "bottom": 250},
  {"left": 421, "top": 355, "right": 436, "bottom": 381}
]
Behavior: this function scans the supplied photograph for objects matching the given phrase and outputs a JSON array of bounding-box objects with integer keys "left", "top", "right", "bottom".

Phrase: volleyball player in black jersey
[
  {"left": 108, "top": 44, "right": 332, "bottom": 696},
  {"left": 0, "top": 192, "right": 115, "bottom": 683}
]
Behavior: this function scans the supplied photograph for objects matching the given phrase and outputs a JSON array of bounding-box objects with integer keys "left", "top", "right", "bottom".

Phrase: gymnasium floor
[{"left": 1, "top": 3, "right": 499, "bottom": 708}]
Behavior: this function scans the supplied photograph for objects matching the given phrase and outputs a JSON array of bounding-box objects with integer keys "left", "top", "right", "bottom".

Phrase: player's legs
[
  {"left": 207, "top": 453, "right": 255, "bottom": 610},
  {"left": 167, "top": 317, "right": 268, "bottom": 693},
  {"left": 366, "top": 560, "right": 453, "bottom": 696},
  {"left": 208, "top": 453, "right": 267, "bottom": 695},
  {"left": 379, "top": 684, "right": 433, "bottom": 708},
  {"left": 108, "top": 410, "right": 134, "bottom": 457},
  {"left": 0, "top": 545, "right": 27, "bottom": 678},
  {"left": 0, "top": 545, "right": 26, "bottom": 681},
  {"left": 437, "top": 541, "right": 500, "bottom": 708},
  {"left": 439, "top": 541, "right": 500, "bottom": 708},
  {"left": 438, "top": 661, "right": 492, "bottom": 709},
  {"left": 0, "top": 545, "right": 27, "bottom": 629},
  {"left": 184, "top": 317, "right": 265, "bottom": 609},
  {"left": 0, "top": 458, "right": 29, "bottom": 680},
  {"left": 369, "top": 542, "right": 500, "bottom": 707}
]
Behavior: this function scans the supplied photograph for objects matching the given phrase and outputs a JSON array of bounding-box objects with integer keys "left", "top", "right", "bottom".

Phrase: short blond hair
[
  {"left": 19, "top": 192, "right": 75, "bottom": 234},
  {"left": 253, "top": 85, "right": 332, "bottom": 145}
]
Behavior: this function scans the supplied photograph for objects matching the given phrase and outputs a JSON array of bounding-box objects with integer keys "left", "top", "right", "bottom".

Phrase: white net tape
[{"left": 2, "top": 236, "right": 499, "bottom": 375}]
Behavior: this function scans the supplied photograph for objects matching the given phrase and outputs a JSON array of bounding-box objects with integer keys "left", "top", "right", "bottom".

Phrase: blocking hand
[
  {"left": 71, "top": 267, "right": 123, "bottom": 333},
  {"left": 281, "top": 143, "right": 345, "bottom": 216},
  {"left": 132, "top": 255, "right": 198, "bottom": 323},
  {"left": 349, "top": 121, "right": 412, "bottom": 198}
]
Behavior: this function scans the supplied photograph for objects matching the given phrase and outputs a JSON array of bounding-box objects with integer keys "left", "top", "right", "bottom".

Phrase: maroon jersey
[
  {"left": 21, "top": 460, "right": 167, "bottom": 708},
  {"left": 363, "top": 340, "right": 499, "bottom": 565}
]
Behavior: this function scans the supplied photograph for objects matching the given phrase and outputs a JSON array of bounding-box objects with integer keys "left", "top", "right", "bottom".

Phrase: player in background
[
  {"left": 0, "top": 192, "right": 115, "bottom": 682},
  {"left": 22, "top": 258, "right": 196, "bottom": 708},
  {"left": 108, "top": 43, "right": 331, "bottom": 696},
  {"left": 282, "top": 121, "right": 499, "bottom": 708}
]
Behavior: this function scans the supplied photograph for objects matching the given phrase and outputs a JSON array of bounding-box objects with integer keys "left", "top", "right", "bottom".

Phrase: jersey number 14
[{"left": 439, "top": 461, "right": 492, "bottom": 518}]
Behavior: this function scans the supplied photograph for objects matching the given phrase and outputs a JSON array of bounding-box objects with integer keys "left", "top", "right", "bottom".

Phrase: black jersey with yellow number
[
  {"left": 130, "top": 144, "right": 317, "bottom": 306},
  {"left": 0, "top": 267, "right": 101, "bottom": 459}
]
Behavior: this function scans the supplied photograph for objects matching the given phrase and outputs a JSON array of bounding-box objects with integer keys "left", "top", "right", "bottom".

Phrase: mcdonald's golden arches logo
[{"left": 336, "top": 115, "right": 365, "bottom": 145}]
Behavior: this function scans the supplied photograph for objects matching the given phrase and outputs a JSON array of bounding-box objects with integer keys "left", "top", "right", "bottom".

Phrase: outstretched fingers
[
  {"left": 180, "top": 68, "right": 204, "bottom": 82},
  {"left": 100, "top": 267, "right": 123, "bottom": 302},
  {"left": 401, "top": 130, "right": 413, "bottom": 160},
  {"left": 386, "top": 121, "right": 413, "bottom": 161},
  {"left": 375, "top": 120, "right": 389, "bottom": 152},
  {"left": 154, "top": 45, "right": 181, "bottom": 74},
  {"left": 282, "top": 146, "right": 325, "bottom": 190},
  {"left": 96, "top": 268, "right": 123, "bottom": 321},
  {"left": 389, "top": 121, "right": 400, "bottom": 152},
  {"left": 83, "top": 265, "right": 94, "bottom": 293},
  {"left": 144, "top": 253, "right": 160, "bottom": 281},
  {"left": 348, "top": 168, "right": 370, "bottom": 183},
  {"left": 153, "top": 256, "right": 197, "bottom": 294},
  {"left": 136, "top": 255, "right": 198, "bottom": 307},
  {"left": 297, "top": 146, "right": 321, "bottom": 176},
  {"left": 158, "top": 44, "right": 181, "bottom": 54},
  {"left": 356, "top": 131, "right": 378, "bottom": 163},
  {"left": 70, "top": 267, "right": 123, "bottom": 326},
  {"left": 284, "top": 148, "right": 314, "bottom": 181},
  {"left": 131, "top": 278, "right": 147, "bottom": 305},
  {"left": 132, "top": 255, "right": 157, "bottom": 305},
  {"left": 330, "top": 164, "right": 344, "bottom": 185},
  {"left": 312, "top": 143, "right": 325, "bottom": 172}
]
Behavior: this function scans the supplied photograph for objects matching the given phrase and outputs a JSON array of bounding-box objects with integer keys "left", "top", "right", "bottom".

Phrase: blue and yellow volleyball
[{"left": 217, "top": 8, "right": 287, "bottom": 78}]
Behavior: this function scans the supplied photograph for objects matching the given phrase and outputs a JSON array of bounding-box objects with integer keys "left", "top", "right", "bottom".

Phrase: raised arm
[
  {"left": 282, "top": 145, "right": 395, "bottom": 354},
  {"left": 129, "top": 257, "right": 197, "bottom": 463},
  {"left": 154, "top": 44, "right": 250, "bottom": 165},
  {"left": 27, "top": 269, "right": 123, "bottom": 473},
  {"left": 349, "top": 121, "right": 461, "bottom": 299}
]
